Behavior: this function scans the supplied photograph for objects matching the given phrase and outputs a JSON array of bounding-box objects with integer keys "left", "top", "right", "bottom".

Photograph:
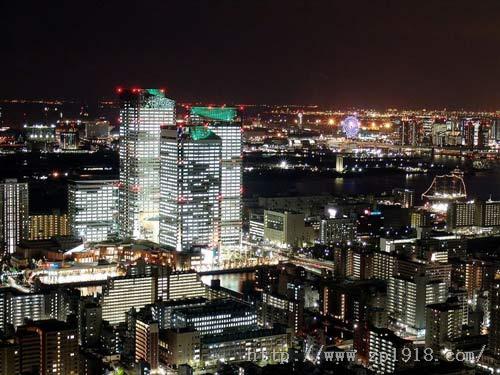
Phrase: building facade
[
  {"left": 159, "top": 125, "right": 221, "bottom": 251},
  {"left": 68, "top": 179, "right": 118, "bottom": 243},
  {"left": 191, "top": 107, "right": 243, "bottom": 247},
  {"left": 29, "top": 211, "right": 69, "bottom": 240},
  {"left": 101, "top": 276, "right": 155, "bottom": 325},
  {"left": 0, "top": 179, "right": 29, "bottom": 254},
  {"left": 119, "top": 88, "right": 175, "bottom": 242}
]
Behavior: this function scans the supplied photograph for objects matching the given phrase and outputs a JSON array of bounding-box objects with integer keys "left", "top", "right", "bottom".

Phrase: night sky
[{"left": 2, "top": 0, "right": 500, "bottom": 109}]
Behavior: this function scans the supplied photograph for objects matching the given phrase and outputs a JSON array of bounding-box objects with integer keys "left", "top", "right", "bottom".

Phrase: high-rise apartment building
[
  {"left": 68, "top": 179, "right": 118, "bottom": 242},
  {"left": 447, "top": 201, "right": 477, "bottom": 230},
  {"left": 387, "top": 275, "right": 447, "bottom": 336},
  {"left": 3, "top": 290, "right": 46, "bottom": 330},
  {"left": 135, "top": 318, "right": 159, "bottom": 370},
  {"left": 101, "top": 276, "right": 155, "bottom": 325},
  {"left": 0, "top": 179, "right": 29, "bottom": 254},
  {"left": 29, "top": 210, "right": 69, "bottom": 240},
  {"left": 157, "top": 270, "right": 207, "bottom": 301},
  {"left": 118, "top": 88, "right": 175, "bottom": 242},
  {"left": 16, "top": 319, "right": 79, "bottom": 375},
  {"left": 425, "top": 299, "right": 463, "bottom": 351},
  {"left": 477, "top": 199, "right": 500, "bottom": 227},
  {"left": 368, "top": 327, "right": 413, "bottom": 374},
  {"left": 78, "top": 299, "right": 102, "bottom": 347},
  {"left": 191, "top": 107, "right": 242, "bottom": 247},
  {"left": 159, "top": 125, "right": 221, "bottom": 251}
]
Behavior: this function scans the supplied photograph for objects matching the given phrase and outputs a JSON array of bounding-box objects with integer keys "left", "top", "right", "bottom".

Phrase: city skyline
[{"left": 1, "top": 2, "right": 500, "bottom": 374}]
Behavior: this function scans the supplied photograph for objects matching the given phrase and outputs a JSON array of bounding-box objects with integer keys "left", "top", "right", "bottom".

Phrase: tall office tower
[
  {"left": 118, "top": 88, "right": 175, "bottom": 242},
  {"left": 101, "top": 276, "right": 155, "bottom": 325},
  {"left": 190, "top": 107, "right": 242, "bottom": 247},
  {"left": 68, "top": 179, "right": 119, "bottom": 242},
  {"left": 159, "top": 125, "right": 222, "bottom": 251},
  {"left": 0, "top": 179, "right": 29, "bottom": 254},
  {"left": 16, "top": 319, "right": 79, "bottom": 375}
]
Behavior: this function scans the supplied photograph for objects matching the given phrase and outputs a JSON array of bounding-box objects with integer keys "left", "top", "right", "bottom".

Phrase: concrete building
[
  {"left": 489, "top": 278, "right": 500, "bottom": 357},
  {"left": 16, "top": 319, "right": 78, "bottom": 375},
  {"left": 0, "top": 342, "right": 20, "bottom": 375},
  {"left": 78, "top": 299, "right": 102, "bottom": 347},
  {"left": 29, "top": 211, "right": 70, "bottom": 240},
  {"left": 425, "top": 299, "right": 463, "bottom": 351},
  {"left": 135, "top": 318, "right": 159, "bottom": 370},
  {"left": 387, "top": 275, "right": 447, "bottom": 337},
  {"left": 68, "top": 179, "right": 118, "bottom": 243},
  {"left": 100, "top": 276, "right": 155, "bottom": 325},
  {"left": 0, "top": 289, "right": 46, "bottom": 331},
  {"left": 157, "top": 270, "right": 207, "bottom": 301},
  {"left": 200, "top": 327, "right": 291, "bottom": 369},
  {"left": 192, "top": 107, "right": 243, "bottom": 247},
  {"left": 0, "top": 179, "right": 29, "bottom": 254},
  {"left": 159, "top": 125, "right": 221, "bottom": 251},
  {"left": 369, "top": 327, "right": 413, "bottom": 374},
  {"left": 263, "top": 210, "right": 313, "bottom": 248},
  {"left": 392, "top": 188, "right": 415, "bottom": 208},
  {"left": 320, "top": 218, "right": 356, "bottom": 244},
  {"left": 171, "top": 299, "right": 257, "bottom": 336},
  {"left": 160, "top": 328, "right": 200, "bottom": 368},
  {"left": 118, "top": 88, "right": 175, "bottom": 242}
]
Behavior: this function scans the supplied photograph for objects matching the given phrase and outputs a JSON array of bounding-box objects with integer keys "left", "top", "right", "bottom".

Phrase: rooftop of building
[
  {"left": 201, "top": 325, "right": 289, "bottom": 345},
  {"left": 19, "top": 319, "right": 76, "bottom": 332},
  {"left": 190, "top": 106, "right": 238, "bottom": 122},
  {"left": 173, "top": 298, "right": 254, "bottom": 317}
]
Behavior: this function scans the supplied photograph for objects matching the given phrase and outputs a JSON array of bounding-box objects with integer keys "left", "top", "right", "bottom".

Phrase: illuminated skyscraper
[
  {"left": 0, "top": 179, "right": 29, "bottom": 254},
  {"left": 191, "top": 107, "right": 242, "bottom": 246},
  {"left": 159, "top": 125, "right": 221, "bottom": 251},
  {"left": 68, "top": 179, "right": 119, "bottom": 242},
  {"left": 118, "top": 88, "right": 175, "bottom": 242}
]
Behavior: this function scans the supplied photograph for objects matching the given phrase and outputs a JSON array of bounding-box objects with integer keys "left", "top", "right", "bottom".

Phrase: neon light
[
  {"left": 189, "top": 126, "right": 216, "bottom": 140},
  {"left": 191, "top": 106, "right": 237, "bottom": 122}
]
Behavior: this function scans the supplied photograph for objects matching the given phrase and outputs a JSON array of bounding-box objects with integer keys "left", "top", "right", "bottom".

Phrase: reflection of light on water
[{"left": 201, "top": 272, "right": 255, "bottom": 293}]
